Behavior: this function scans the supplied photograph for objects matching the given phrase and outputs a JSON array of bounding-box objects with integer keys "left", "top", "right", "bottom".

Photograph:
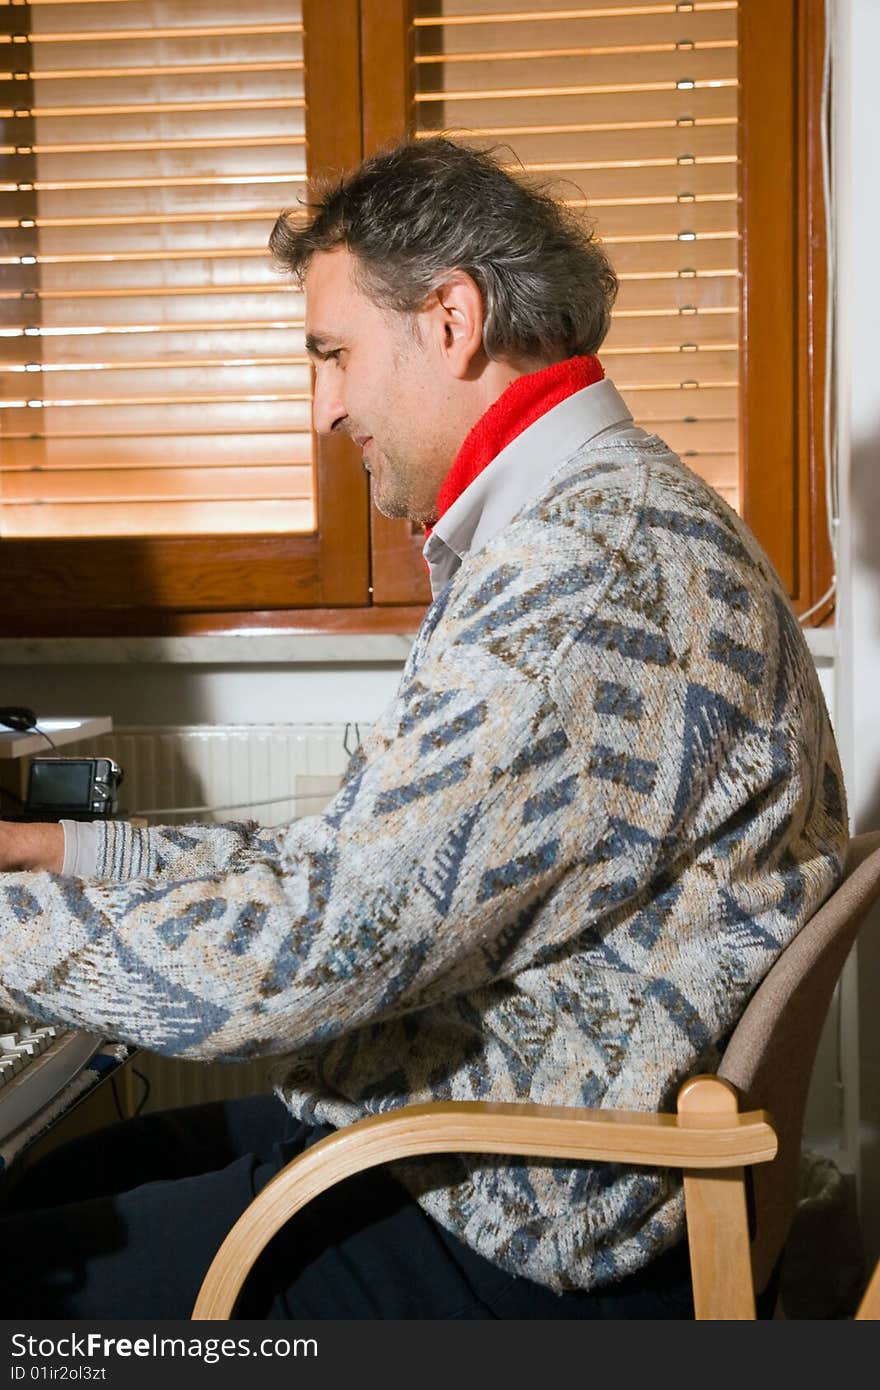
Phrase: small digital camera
[{"left": 26, "top": 756, "right": 124, "bottom": 820}]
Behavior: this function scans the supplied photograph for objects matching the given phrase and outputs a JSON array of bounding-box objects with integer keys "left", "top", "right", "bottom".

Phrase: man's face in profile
[{"left": 304, "top": 247, "right": 456, "bottom": 526}]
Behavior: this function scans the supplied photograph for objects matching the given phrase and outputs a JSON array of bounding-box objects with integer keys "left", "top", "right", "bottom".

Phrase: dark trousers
[{"left": 0, "top": 1092, "right": 698, "bottom": 1319}]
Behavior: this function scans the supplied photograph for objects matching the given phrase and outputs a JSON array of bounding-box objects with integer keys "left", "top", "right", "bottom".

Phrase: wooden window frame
[
  {"left": 739, "top": 0, "right": 834, "bottom": 623},
  {"left": 0, "top": 1, "right": 376, "bottom": 637},
  {"left": 0, "top": 0, "right": 833, "bottom": 635}
]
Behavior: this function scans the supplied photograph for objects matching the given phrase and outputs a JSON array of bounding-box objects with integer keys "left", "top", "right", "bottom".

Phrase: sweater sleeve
[
  {"left": 0, "top": 638, "right": 592, "bottom": 1061},
  {"left": 60, "top": 818, "right": 101, "bottom": 878}
]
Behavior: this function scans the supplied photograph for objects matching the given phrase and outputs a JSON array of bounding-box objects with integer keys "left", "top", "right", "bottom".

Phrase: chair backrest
[{"left": 718, "top": 831, "right": 880, "bottom": 1293}]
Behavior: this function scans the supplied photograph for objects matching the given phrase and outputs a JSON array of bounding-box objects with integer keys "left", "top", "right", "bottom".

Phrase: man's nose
[{"left": 311, "top": 369, "right": 346, "bottom": 436}]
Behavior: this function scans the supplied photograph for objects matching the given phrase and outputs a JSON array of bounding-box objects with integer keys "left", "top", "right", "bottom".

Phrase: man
[{"left": 0, "top": 138, "right": 847, "bottom": 1318}]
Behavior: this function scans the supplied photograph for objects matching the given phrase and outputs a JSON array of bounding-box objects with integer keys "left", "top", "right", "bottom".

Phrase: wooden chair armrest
[
  {"left": 855, "top": 1258, "right": 880, "bottom": 1320},
  {"left": 193, "top": 1075, "right": 776, "bottom": 1320}
]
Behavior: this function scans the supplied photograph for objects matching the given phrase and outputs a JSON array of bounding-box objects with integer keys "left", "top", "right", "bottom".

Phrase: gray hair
[{"left": 269, "top": 136, "right": 617, "bottom": 362}]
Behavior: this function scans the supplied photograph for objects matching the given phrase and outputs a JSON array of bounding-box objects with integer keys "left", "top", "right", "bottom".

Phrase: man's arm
[
  {"left": 0, "top": 821, "right": 63, "bottom": 874},
  {"left": 0, "top": 664, "right": 577, "bottom": 1063}
]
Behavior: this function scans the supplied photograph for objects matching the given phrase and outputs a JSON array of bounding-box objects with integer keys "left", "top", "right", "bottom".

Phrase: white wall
[
  {"left": 0, "top": 630, "right": 414, "bottom": 730},
  {"left": 833, "top": 0, "right": 880, "bottom": 1274}
]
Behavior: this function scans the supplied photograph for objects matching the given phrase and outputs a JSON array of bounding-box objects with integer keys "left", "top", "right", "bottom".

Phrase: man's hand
[{"left": 0, "top": 821, "right": 64, "bottom": 874}]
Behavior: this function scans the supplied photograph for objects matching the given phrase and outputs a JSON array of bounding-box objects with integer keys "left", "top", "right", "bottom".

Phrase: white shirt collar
[{"left": 423, "top": 377, "right": 636, "bottom": 597}]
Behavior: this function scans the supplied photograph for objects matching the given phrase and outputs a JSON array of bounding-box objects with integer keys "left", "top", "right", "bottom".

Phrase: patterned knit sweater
[{"left": 0, "top": 415, "right": 846, "bottom": 1294}]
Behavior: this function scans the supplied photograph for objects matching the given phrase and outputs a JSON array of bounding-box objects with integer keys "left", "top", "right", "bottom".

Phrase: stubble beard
[{"left": 368, "top": 449, "right": 437, "bottom": 527}]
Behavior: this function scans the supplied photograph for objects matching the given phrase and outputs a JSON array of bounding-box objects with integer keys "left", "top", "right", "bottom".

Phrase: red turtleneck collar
[{"left": 431, "top": 354, "right": 604, "bottom": 528}]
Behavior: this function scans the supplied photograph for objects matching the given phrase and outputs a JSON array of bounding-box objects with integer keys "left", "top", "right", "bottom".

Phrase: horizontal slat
[
  {"left": 2, "top": 218, "right": 280, "bottom": 257},
  {"left": 0, "top": 210, "right": 286, "bottom": 237},
  {"left": 416, "top": 87, "right": 733, "bottom": 132},
  {"left": 416, "top": 40, "right": 735, "bottom": 67},
  {"left": 415, "top": 48, "right": 735, "bottom": 95},
  {"left": 3, "top": 248, "right": 281, "bottom": 269},
  {"left": 471, "top": 159, "right": 737, "bottom": 202},
  {"left": 461, "top": 121, "right": 734, "bottom": 167},
  {"left": 2, "top": 464, "right": 313, "bottom": 503},
  {"left": 0, "top": 292, "right": 303, "bottom": 329},
  {"left": 639, "top": 418, "right": 736, "bottom": 453},
  {"left": 1, "top": 358, "right": 309, "bottom": 385},
  {"left": 0, "top": 327, "right": 306, "bottom": 365},
  {"left": 579, "top": 198, "right": 736, "bottom": 238},
  {"left": 0, "top": 316, "right": 304, "bottom": 341},
  {"left": 1, "top": 431, "right": 313, "bottom": 470},
  {"left": 0, "top": 498, "right": 315, "bottom": 539},
  {"left": 0, "top": 71, "right": 305, "bottom": 108},
  {"left": 7, "top": 27, "right": 304, "bottom": 51},
  {"left": 606, "top": 320, "right": 738, "bottom": 352},
  {"left": 612, "top": 278, "right": 737, "bottom": 312},
  {"left": 606, "top": 345, "right": 735, "bottom": 382},
  {"left": 3, "top": 131, "right": 305, "bottom": 157},
  {"left": 616, "top": 279, "right": 737, "bottom": 309},
  {"left": 16, "top": 103, "right": 305, "bottom": 144},
  {"left": 418, "top": 83, "right": 736, "bottom": 131},
  {"left": 10, "top": 31, "right": 304, "bottom": 72},
  {"left": 413, "top": 6, "right": 735, "bottom": 52},
  {"left": 604, "top": 313, "right": 736, "bottom": 349},
  {"left": 0, "top": 291, "right": 299, "bottom": 325},
  {"left": 603, "top": 341, "right": 738, "bottom": 367},
  {"left": 509, "top": 151, "right": 737, "bottom": 179},
  {"left": 0, "top": 399, "right": 313, "bottom": 434},
  {"left": 0, "top": 363, "right": 310, "bottom": 402},
  {"left": 607, "top": 240, "right": 737, "bottom": 275},
  {"left": 613, "top": 384, "right": 737, "bottom": 418},
  {"left": 8, "top": 257, "right": 289, "bottom": 293},
  {"left": 6, "top": 141, "right": 305, "bottom": 183},
  {"left": 2, "top": 169, "right": 306, "bottom": 195},
  {"left": 20, "top": 0, "right": 300, "bottom": 36},
  {"left": 412, "top": 2, "right": 737, "bottom": 26},
  {"left": 1, "top": 98, "right": 305, "bottom": 125},
  {"left": 0, "top": 176, "right": 305, "bottom": 220},
  {"left": 4, "top": 66, "right": 304, "bottom": 93}
]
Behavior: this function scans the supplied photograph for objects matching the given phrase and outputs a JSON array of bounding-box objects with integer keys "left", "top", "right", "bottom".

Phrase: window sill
[
  {"left": 0, "top": 632, "right": 416, "bottom": 667},
  {"left": 1, "top": 625, "right": 836, "bottom": 669}
]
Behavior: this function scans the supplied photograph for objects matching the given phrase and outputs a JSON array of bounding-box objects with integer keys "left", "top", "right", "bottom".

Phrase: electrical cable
[
  {"left": 109, "top": 1075, "right": 127, "bottom": 1123},
  {"left": 129, "top": 788, "right": 338, "bottom": 819},
  {"left": 798, "top": 580, "right": 837, "bottom": 627},
  {"left": 800, "top": 3, "right": 839, "bottom": 628},
  {"left": 130, "top": 1066, "right": 151, "bottom": 1117}
]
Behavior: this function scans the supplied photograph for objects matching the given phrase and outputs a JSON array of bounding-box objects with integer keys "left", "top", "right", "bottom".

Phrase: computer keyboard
[{"left": 0, "top": 1015, "right": 103, "bottom": 1142}]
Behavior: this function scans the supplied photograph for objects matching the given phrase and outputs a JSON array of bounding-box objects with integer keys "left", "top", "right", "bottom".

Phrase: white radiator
[
  {"left": 68, "top": 722, "right": 356, "bottom": 1112},
  {"left": 75, "top": 721, "right": 357, "bottom": 826}
]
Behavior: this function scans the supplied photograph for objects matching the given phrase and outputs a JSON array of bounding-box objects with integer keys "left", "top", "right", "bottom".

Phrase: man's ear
[{"left": 423, "top": 272, "right": 485, "bottom": 379}]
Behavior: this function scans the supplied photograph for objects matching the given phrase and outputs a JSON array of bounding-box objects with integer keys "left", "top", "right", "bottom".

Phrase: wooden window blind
[
  {"left": 412, "top": 0, "right": 740, "bottom": 510},
  {"left": 1, "top": 0, "right": 315, "bottom": 539},
  {"left": 0, "top": 0, "right": 372, "bottom": 633}
]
